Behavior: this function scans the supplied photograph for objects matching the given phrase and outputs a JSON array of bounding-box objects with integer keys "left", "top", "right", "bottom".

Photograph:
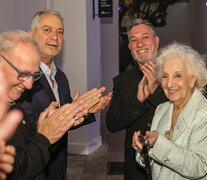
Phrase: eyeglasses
[{"left": 0, "top": 54, "right": 42, "bottom": 81}]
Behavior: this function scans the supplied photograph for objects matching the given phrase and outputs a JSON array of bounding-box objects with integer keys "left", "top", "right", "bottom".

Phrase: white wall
[
  {"left": 190, "top": 0, "right": 207, "bottom": 54},
  {"left": 100, "top": 0, "right": 119, "bottom": 92},
  {"left": 0, "top": 0, "right": 45, "bottom": 32},
  {"left": 99, "top": 0, "right": 119, "bottom": 128},
  {"left": 86, "top": 0, "right": 102, "bottom": 143},
  {"left": 154, "top": 2, "right": 192, "bottom": 48},
  {"left": 155, "top": 0, "right": 207, "bottom": 54}
]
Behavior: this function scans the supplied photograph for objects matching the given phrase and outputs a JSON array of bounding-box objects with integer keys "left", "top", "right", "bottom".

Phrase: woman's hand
[
  {"left": 132, "top": 131, "right": 144, "bottom": 151},
  {"left": 145, "top": 130, "right": 159, "bottom": 147}
]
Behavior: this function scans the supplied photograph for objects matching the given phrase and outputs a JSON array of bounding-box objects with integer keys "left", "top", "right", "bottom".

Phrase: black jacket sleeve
[
  {"left": 105, "top": 73, "right": 167, "bottom": 133},
  {"left": 7, "top": 104, "right": 51, "bottom": 180},
  {"left": 105, "top": 76, "right": 150, "bottom": 133},
  {"left": 7, "top": 132, "right": 50, "bottom": 180}
]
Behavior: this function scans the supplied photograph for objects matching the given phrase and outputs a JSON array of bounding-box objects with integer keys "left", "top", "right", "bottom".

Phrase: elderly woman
[{"left": 132, "top": 42, "right": 207, "bottom": 180}]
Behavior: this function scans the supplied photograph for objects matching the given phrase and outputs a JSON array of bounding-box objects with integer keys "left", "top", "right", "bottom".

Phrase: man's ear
[
  {"left": 28, "top": 29, "right": 33, "bottom": 36},
  {"left": 155, "top": 36, "right": 160, "bottom": 48},
  {"left": 128, "top": 43, "right": 131, "bottom": 51}
]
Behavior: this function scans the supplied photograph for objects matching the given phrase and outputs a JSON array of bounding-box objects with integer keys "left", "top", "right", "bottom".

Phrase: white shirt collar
[{"left": 40, "top": 61, "right": 57, "bottom": 78}]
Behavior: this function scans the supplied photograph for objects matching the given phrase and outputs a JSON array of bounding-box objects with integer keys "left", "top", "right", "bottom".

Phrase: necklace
[{"left": 165, "top": 126, "right": 174, "bottom": 140}]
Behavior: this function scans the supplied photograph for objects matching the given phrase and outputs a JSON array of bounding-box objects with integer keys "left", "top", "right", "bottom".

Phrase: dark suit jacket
[
  {"left": 105, "top": 66, "right": 167, "bottom": 180},
  {"left": 7, "top": 103, "right": 51, "bottom": 180},
  {"left": 20, "top": 68, "right": 95, "bottom": 180}
]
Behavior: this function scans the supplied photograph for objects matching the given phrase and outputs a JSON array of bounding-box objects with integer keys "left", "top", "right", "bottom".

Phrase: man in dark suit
[
  {"left": 20, "top": 10, "right": 112, "bottom": 180},
  {"left": 105, "top": 19, "right": 167, "bottom": 180}
]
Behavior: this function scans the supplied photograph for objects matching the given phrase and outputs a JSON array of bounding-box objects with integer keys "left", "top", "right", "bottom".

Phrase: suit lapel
[
  {"left": 156, "top": 104, "right": 172, "bottom": 135},
  {"left": 155, "top": 102, "right": 187, "bottom": 141},
  {"left": 38, "top": 74, "right": 56, "bottom": 102},
  {"left": 172, "top": 89, "right": 201, "bottom": 142},
  {"left": 171, "top": 118, "right": 187, "bottom": 142},
  {"left": 55, "top": 73, "right": 65, "bottom": 106},
  {"left": 127, "top": 66, "right": 142, "bottom": 98},
  {"left": 156, "top": 103, "right": 188, "bottom": 142},
  {"left": 37, "top": 70, "right": 71, "bottom": 106}
]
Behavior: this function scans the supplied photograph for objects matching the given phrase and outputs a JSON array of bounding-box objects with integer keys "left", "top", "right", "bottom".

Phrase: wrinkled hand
[
  {"left": 47, "top": 101, "right": 60, "bottom": 117},
  {"left": 88, "top": 87, "right": 112, "bottom": 113},
  {"left": 145, "top": 130, "right": 159, "bottom": 147},
  {"left": 73, "top": 88, "right": 102, "bottom": 112},
  {"left": 0, "top": 141, "right": 16, "bottom": 180},
  {"left": 0, "top": 111, "right": 22, "bottom": 180},
  {"left": 0, "top": 110, "right": 22, "bottom": 141},
  {"left": 142, "top": 61, "right": 158, "bottom": 94},
  {"left": 0, "top": 108, "right": 20, "bottom": 180},
  {"left": 132, "top": 131, "right": 144, "bottom": 151},
  {"left": 37, "top": 100, "right": 88, "bottom": 144}
]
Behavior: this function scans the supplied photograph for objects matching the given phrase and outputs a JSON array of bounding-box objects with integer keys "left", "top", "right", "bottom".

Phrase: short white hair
[
  {"left": 30, "top": 10, "right": 64, "bottom": 31},
  {"left": 156, "top": 41, "right": 207, "bottom": 92}
]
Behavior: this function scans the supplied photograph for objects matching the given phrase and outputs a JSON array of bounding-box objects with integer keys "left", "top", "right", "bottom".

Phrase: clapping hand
[
  {"left": 137, "top": 61, "right": 158, "bottom": 102},
  {"left": 73, "top": 87, "right": 112, "bottom": 114},
  {"left": 88, "top": 87, "right": 112, "bottom": 113}
]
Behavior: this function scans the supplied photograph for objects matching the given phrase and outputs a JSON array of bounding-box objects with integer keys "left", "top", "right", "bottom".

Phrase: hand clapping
[{"left": 137, "top": 61, "right": 158, "bottom": 102}]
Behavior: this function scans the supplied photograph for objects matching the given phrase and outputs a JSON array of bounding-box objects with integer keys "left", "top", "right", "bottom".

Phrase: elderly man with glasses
[
  {"left": 0, "top": 55, "right": 43, "bottom": 81},
  {"left": 0, "top": 30, "right": 102, "bottom": 180}
]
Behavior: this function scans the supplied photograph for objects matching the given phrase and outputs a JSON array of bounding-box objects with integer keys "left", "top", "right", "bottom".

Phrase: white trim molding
[{"left": 67, "top": 135, "right": 102, "bottom": 155}]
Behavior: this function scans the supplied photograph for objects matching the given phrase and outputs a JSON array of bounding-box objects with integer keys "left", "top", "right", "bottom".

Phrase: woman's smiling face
[{"left": 161, "top": 58, "right": 196, "bottom": 108}]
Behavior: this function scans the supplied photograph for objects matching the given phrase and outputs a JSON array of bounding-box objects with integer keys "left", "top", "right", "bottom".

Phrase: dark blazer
[
  {"left": 7, "top": 103, "right": 51, "bottom": 180},
  {"left": 20, "top": 68, "right": 95, "bottom": 180},
  {"left": 105, "top": 66, "right": 167, "bottom": 180}
]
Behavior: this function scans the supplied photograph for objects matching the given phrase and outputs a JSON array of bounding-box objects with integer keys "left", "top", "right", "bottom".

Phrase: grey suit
[{"left": 136, "top": 89, "right": 207, "bottom": 179}]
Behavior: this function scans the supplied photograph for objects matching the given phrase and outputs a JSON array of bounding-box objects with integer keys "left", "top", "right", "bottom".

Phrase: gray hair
[
  {"left": 30, "top": 10, "right": 64, "bottom": 31},
  {"left": 0, "top": 30, "right": 40, "bottom": 53},
  {"left": 156, "top": 42, "right": 207, "bottom": 92},
  {"left": 127, "top": 18, "right": 157, "bottom": 39}
]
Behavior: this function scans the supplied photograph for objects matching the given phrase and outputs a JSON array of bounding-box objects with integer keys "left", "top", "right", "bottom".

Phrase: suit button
[
  {"left": 132, "top": 113, "right": 138, "bottom": 119},
  {"left": 163, "top": 157, "right": 170, "bottom": 163}
]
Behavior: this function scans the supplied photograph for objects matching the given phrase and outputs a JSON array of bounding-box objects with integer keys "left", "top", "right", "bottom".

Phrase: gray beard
[
  {"left": 40, "top": 52, "right": 55, "bottom": 60},
  {"left": 132, "top": 50, "right": 157, "bottom": 64}
]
